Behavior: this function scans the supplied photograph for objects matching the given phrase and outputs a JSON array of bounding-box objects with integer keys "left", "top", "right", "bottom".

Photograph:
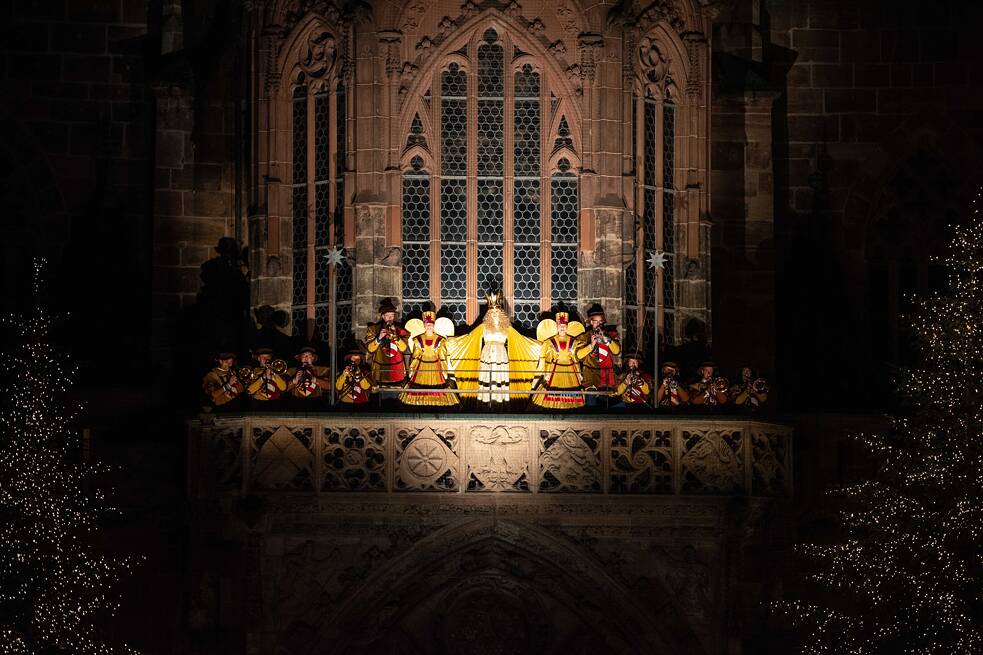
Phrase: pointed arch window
[
  {"left": 624, "top": 89, "right": 676, "bottom": 352},
  {"left": 399, "top": 26, "right": 578, "bottom": 327},
  {"left": 289, "top": 76, "right": 350, "bottom": 346}
]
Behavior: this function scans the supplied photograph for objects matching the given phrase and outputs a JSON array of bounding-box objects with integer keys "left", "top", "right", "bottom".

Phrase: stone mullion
[
  {"left": 466, "top": 48, "right": 481, "bottom": 322},
  {"left": 305, "top": 90, "right": 317, "bottom": 336},
  {"left": 655, "top": 98, "right": 665, "bottom": 341},
  {"left": 431, "top": 76, "right": 442, "bottom": 306},
  {"left": 539, "top": 70, "right": 551, "bottom": 312},
  {"left": 502, "top": 43, "right": 515, "bottom": 312},
  {"left": 634, "top": 94, "right": 645, "bottom": 340}
]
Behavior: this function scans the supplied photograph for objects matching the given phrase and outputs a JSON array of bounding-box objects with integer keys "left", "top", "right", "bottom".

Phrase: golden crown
[
  {"left": 485, "top": 291, "right": 503, "bottom": 309},
  {"left": 556, "top": 311, "right": 569, "bottom": 324},
  {"left": 422, "top": 311, "right": 436, "bottom": 323}
]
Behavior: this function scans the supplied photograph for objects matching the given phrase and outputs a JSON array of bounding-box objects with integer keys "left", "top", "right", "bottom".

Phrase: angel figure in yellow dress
[
  {"left": 437, "top": 293, "right": 543, "bottom": 406},
  {"left": 399, "top": 311, "right": 459, "bottom": 407},
  {"left": 530, "top": 312, "right": 586, "bottom": 410}
]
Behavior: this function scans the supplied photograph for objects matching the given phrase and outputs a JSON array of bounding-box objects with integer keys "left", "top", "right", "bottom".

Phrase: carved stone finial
[
  {"left": 437, "top": 16, "right": 456, "bottom": 37},
  {"left": 460, "top": 0, "right": 479, "bottom": 18},
  {"left": 416, "top": 36, "right": 434, "bottom": 53},
  {"left": 504, "top": 0, "right": 522, "bottom": 17},
  {"left": 548, "top": 40, "right": 566, "bottom": 55},
  {"left": 527, "top": 17, "right": 545, "bottom": 35}
]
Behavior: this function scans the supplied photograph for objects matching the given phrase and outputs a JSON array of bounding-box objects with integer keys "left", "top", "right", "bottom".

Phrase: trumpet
[
  {"left": 234, "top": 366, "right": 254, "bottom": 385},
  {"left": 268, "top": 358, "right": 288, "bottom": 375},
  {"left": 752, "top": 378, "right": 770, "bottom": 395},
  {"left": 713, "top": 376, "right": 730, "bottom": 393}
]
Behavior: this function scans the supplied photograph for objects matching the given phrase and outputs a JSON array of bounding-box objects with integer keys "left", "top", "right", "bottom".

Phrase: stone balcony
[{"left": 188, "top": 412, "right": 792, "bottom": 498}]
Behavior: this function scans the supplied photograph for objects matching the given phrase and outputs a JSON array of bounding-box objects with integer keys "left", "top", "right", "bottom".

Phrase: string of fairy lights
[
  {"left": 0, "top": 260, "right": 137, "bottom": 654},
  {"left": 773, "top": 191, "right": 983, "bottom": 654}
]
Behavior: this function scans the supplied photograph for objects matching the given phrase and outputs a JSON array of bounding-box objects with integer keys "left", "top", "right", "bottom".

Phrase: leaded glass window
[
  {"left": 625, "top": 93, "right": 675, "bottom": 352},
  {"left": 289, "top": 77, "right": 348, "bottom": 347},
  {"left": 401, "top": 27, "right": 578, "bottom": 328}
]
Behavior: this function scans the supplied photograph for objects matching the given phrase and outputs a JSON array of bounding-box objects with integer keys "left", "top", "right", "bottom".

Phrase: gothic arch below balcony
[{"left": 311, "top": 518, "right": 709, "bottom": 655}]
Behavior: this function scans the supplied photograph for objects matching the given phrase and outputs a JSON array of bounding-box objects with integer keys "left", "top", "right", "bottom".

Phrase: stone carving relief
[
  {"left": 399, "top": 0, "right": 428, "bottom": 30},
  {"left": 539, "top": 428, "right": 601, "bottom": 492},
  {"left": 299, "top": 28, "right": 337, "bottom": 80},
  {"left": 467, "top": 425, "right": 530, "bottom": 491},
  {"left": 680, "top": 429, "right": 744, "bottom": 493},
  {"left": 751, "top": 430, "right": 789, "bottom": 496},
  {"left": 610, "top": 428, "right": 673, "bottom": 493},
  {"left": 251, "top": 426, "right": 315, "bottom": 490},
  {"left": 396, "top": 426, "right": 460, "bottom": 491},
  {"left": 682, "top": 31, "right": 705, "bottom": 98},
  {"left": 322, "top": 426, "right": 387, "bottom": 491},
  {"left": 204, "top": 424, "right": 242, "bottom": 490},
  {"left": 553, "top": 0, "right": 581, "bottom": 38},
  {"left": 638, "top": 34, "right": 669, "bottom": 85}
]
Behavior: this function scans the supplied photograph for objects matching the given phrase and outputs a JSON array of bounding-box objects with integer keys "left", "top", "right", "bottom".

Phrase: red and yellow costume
[
  {"left": 577, "top": 306, "right": 621, "bottom": 389},
  {"left": 335, "top": 354, "right": 374, "bottom": 404},
  {"left": 616, "top": 365, "right": 652, "bottom": 406},
  {"left": 656, "top": 362, "right": 690, "bottom": 407},
  {"left": 202, "top": 356, "right": 245, "bottom": 406},
  {"left": 689, "top": 363, "right": 729, "bottom": 407},
  {"left": 364, "top": 302, "right": 409, "bottom": 385}
]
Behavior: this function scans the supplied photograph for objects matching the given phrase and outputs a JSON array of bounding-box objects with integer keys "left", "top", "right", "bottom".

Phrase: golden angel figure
[
  {"left": 399, "top": 312, "right": 459, "bottom": 407},
  {"left": 531, "top": 312, "right": 586, "bottom": 410}
]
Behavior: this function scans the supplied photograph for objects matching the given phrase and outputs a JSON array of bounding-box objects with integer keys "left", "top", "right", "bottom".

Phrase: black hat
[
  {"left": 586, "top": 303, "right": 606, "bottom": 318},
  {"left": 379, "top": 298, "right": 398, "bottom": 314},
  {"left": 252, "top": 346, "right": 274, "bottom": 356},
  {"left": 624, "top": 350, "right": 644, "bottom": 362},
  {"left": 344, "top": 347, "right": 365, "bottom": 361},
  {"left": 215, "top": 351, "right": 237, "bottom": 361},
  {"left": 661, "top": 361, "right": 680, "bottom": 372}
]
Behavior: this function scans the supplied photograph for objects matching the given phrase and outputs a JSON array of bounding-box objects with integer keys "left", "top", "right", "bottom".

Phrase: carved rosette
[
  {"left": 250, "top": 425, "right": 315, "bottom": 490},
  {"left": 467, "top": 425, "right": 531, "bottom": 492},
  {"left": 396, "top": 426, "right": 460, "bottom": 491},
  {"left": 539, "top": 428, "right": 602, "bottom": 492},
  {"left": 680, "top": 429, "right": 744, "bottom": 494},
  {"left": 610, "top": 428, "right": 673, "bottom": 493}
]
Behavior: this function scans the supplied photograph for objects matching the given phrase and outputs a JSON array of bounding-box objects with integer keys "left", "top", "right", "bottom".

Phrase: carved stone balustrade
[{"left": 189, "top": 413, "right": 792, "bottom": 497}]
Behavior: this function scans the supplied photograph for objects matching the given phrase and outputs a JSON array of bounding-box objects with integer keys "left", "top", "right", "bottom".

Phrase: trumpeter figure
[
  {"left": 202, "top": 350, "right": 247, "bottom": 407},
  {"left": 656, "top": 361, "right": 690, "bottom": 407},
  {"left": 364, "top": 299, "right": 409, "bottom": 387},
  {"left": 729, "top": 366, "right": 769, "bottom": 411},
  {"left": 576, "top": 303, "right": 621, "bottom": 406},
  {"left": 615, "top": 351, "right": 652, "bottom": 407},
  {"left": 689, "top": 361, "right": 729, "bottom": 407},
  {"left": 335, "top": 349, "right": 374, "bottom": 405},
  {"left": 286, "top": 346, "right": 331, "bottom": 399}
]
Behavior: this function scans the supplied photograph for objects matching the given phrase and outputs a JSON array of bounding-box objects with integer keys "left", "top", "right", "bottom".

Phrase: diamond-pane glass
[
  {"left": 314, "top": 247, "right": 328, "bottom": 304},
  {"left": 291, "top": 308, "right": 307, "bottom": 338},
  {"left": 625, "top": 256, "right": 638, "bottom": 306},
  {"left": 440, "top": 178, "right": 467, "bottom": 242},
  {"left": 336, "top": 255, "right": 353, "bottom": 302},
  {"left": 512, "top": 303, "right": 539, "bottom": 329},
  {"left": 314, "top": 183, "right": 329, "bottom": 248},
  {"left": 478, "top": 244, "right": 503, "bottom": 294},
  {"left": 478, "top": 37, "right": 503, "bottom": 97},
  {"left": 642, "top": 309, "right": 657, "bottom": 355},
  {"left": 622, "top": 306, "right": 638, "bottom": 351},
  {"left": 551, "top": 175, "right": 577, "bottom": 244},
  {"left": 663, "top": 310, "right": 675, "bottom": 346},
  {"left": 291, "top": 185, "right": 307, "bottom": 308},
  {"left": 554, "top": 115, "right": 573, "bottom": 151},
  {"left": 513, "top": 245, "right": 540, "bottom": 300},
  {"left": 513, "top": 179, "right": 540, "bottom": 244},
  {"left": 314, "top": 93, "right": 328, "bottom": 181},
  {"left": 314, "top": 304, "right": 328, "bottom": 342},
  {"left": 643, "top": 187, "right": 657, "bottom": 252},
  {"left": 643, "top": 252, "right": 659, "bottom": 307},
  {"left": 551, "top": 245, "right": 577, "bottom": 302},
  {"left": 441, "top": 98, "right": 467, "bottom": 176},
  {"left": 643, "top": 100, "right": 657, "bottom": 188},
  {"left": 336, "top": 85, "right": 345, "bottom": 177},
  {"left": 292, "top": 246, "right": 307, "bottom": 308},
  {"left": 336, "top": 302, "right": 353, "bottom": 348},
  {"left": 514, "top": 64, "right": 539, "bottom": 97},
  {"left": 662, "top": 253, "right": 674, "bottom": 309},
  {"left": 402, "top": 243, "right": 430, "bottom": 300},
  {"left": 402, "top": 173, "right": 430, "bottom": 243},
  {"left": 663, "top": 102, "right": 675, "bottom": 252},
  {"left": 441, "top": 63, "right": 467, "bottom": 97},
  {"left": 441, "top": 244, "right": 467, "bottom": 298},
  {"left": 477, "top": 100, "right": 504, "bottom": 176},
  {"left": 441, "top": 303, "right": 466, "bottom": 324},
  {"left": 477, "top": 179, "right": 504, "bottom": 241},
  {"left": 292, "top": 86, "right": 306, "bottom": 184},
  {"left": 514, "top": 99, "right": 540, "bottom": 177}
]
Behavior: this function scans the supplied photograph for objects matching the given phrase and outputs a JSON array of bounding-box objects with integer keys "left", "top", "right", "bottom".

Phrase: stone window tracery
[
  {"left": 625, "top": 35, "right": 679, "bottom": 353},
  {"left": 400, "top": 26, "right": 579, "bottom": 327},
  {"left": 289, "top": 73, "right": 350, "bottom": 346}
]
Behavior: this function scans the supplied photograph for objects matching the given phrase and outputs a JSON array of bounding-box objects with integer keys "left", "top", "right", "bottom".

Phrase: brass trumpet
[
  {"left": 234, "top": 366, "right": 254, "bottom": 384},
  {"left": 268, "top": 359, "right": 288, "bottom": 375},
  {"left": 752, "top": 378, "right": 770, "bottom": 395},
  {"left": 713, "top": 376, "right": 730, "bottom": 393}
]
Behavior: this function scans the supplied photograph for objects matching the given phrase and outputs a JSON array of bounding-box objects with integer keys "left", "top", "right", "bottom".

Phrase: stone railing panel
[{"left": 191, "top": 415, "right": 792, "bottom": 498}]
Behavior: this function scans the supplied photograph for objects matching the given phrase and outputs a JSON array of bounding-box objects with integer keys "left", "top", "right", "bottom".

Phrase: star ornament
[
  {"left": 325, "top": 247, "right": 346, "bottom": 266},
  {"left": 647, "top": 250, "right": 668, "bottom": 270}
]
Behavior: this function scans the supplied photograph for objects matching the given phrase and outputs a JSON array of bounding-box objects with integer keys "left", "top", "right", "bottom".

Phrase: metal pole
[{"left": 329, "top": 259, "right": 337, "bottom": 406}]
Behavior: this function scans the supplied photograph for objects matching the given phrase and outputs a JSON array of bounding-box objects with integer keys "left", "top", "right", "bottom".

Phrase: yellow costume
[
  {"left": 616, "top": 370, "right": 652, "bottom": 406},
  {"left": 202, "top": 367, "right": 245, "bottom": 406},
  {"left": 285, "top": 365, "right": 331, "bottom": 399},
  {"left": 400, "top": 330, "right": 459, "bottom": 407},
  {"left": 335, "top": 364, "right": 374, "bottom": 404},
  {"left": 532, "top": 334, "right": 585, "bottom": 409},
  {"left": 247, "top": 364, "right": 288, "bottom": 401}
]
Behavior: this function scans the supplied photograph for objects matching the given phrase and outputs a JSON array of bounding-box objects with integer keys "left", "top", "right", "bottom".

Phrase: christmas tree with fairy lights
[
  {"left": 0, "top": 260, "right": 136, "bottom": 654},
  {"left": 776, "top": 194, "right": 983, "bottom": 653}
]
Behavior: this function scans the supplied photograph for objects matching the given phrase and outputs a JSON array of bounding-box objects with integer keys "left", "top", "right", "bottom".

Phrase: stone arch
[
  {"left": 276, "top": 13, "right": 346, "bottom": 90},
  {"left": 310, "top": 518, "right": 708, "bottom": 654},
  {"left": 632, "top": 21, "right": 691, "bottom": 98},
  {"left": 397, "top": 8, "right": 585, "bottom": 135}
]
